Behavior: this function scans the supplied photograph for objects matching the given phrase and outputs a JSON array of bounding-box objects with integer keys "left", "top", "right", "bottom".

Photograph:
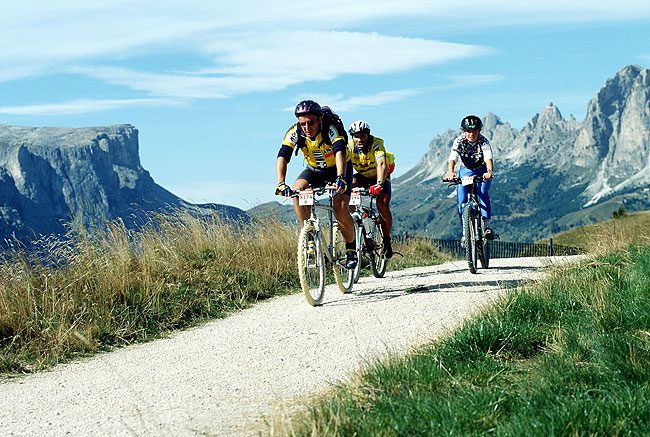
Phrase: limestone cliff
[{"left": 0, "top": 124, "right": 246, "bottom": 243}]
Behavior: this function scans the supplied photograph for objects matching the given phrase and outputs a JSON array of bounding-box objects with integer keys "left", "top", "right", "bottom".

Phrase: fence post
[{"left": 548, "top": 238, "right": 554, "bottom": 256}]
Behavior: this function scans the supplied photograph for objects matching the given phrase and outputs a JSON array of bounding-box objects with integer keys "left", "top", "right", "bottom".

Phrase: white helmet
[{"left": 348, "top": 120, "right": 370, "bottom": 135}]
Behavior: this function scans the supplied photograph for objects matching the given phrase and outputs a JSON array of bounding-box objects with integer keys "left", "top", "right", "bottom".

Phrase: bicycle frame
[
  {"left": 294, "top": 185, "right": 354, "bottom": 306},
  {"left": 350, "top": 188, "right": 387, "bottom": 279},
  {"left": 299, "top": 187, "right": 338, "bottom": 266},
  {"left": 444, "top": 176, "right": 490, "bottom": 273}
]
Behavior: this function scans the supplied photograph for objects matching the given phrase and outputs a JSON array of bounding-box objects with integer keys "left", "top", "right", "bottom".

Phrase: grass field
[{"left": 549, "top": 210, "right": 650, "bottom": 253}]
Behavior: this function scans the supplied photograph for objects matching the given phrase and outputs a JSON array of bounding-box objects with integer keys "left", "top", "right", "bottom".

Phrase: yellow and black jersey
[
  {"left": 347, "top": 136, "right": 387, "bottom": 178},
  {"left": 281, "top": 123, "right": 347, "bottom": 169}
]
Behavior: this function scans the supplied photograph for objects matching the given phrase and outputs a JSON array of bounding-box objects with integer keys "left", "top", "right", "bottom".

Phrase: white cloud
[
  {"left": 301, "top": 89, "right": 424, "bottom": 113},
  {"left": 0, "top": 98, "right": 183, "bottom": 116},
  {"left": 448, "top": 75, "right": 504, "bottom": 87},
  {"left": 2, "top": 1, "right": 646, "bottom": 79},
  {"left": 294, "top": 75, "right": 505, "bottom": 113},
  {"left": 70, "top": 32, "right": 487, "bottom": 99},
  {"left": 1, "top": 0, "right": 648, "bottom": 111}
]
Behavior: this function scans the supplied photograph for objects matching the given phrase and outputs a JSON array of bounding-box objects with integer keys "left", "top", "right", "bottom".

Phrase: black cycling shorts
[{"left": 296, "top": 162, "right": 353, "bottom": 195}]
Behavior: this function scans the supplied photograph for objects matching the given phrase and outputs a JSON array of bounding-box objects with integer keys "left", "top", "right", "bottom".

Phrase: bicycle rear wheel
[
  {"left": 463, "top": 206, "right": 478, "bottom": 274},
  {"left": 367, "top": 216, "right": 387, "bottom": 278},
  {"left": 297, "top": 223, "right": 325, "bottom": 306},
  {"left": 332, "top": 225, "right": 354, "bottom": 293}
]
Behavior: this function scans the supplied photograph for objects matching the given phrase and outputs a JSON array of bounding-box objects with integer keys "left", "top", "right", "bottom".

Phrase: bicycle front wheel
[
  {"left": 332, "top": 225, "right": 354, "bottom": 293},
  {"left": 367, "top": 216, "right": 387, "bottom": 278},
  {"left": 352, "top": 220, "right": 362, "bottom": 284},
  {"left": 480, "top": 239, "right": 490, "bottom": 269},
  {"left": 297, "top": 222, "right": 325, "bottom": 306},
  {"left": 463, "top": 206, "right": 478, "bottom": 274}
]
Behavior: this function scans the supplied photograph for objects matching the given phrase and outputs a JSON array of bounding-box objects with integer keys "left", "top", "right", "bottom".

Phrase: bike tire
[
  {"left": 479, "top": 216, "right": 490, "bottom": 269},
  {"left": 367, "top": 216, "right": 387, "bottom": 278},
  {"left": 332, "top": 225, "right": 354, "bottom": 294},
  {"left": 352, "top": 220, "right": 362, "bottom": 284},
  {"left": 297, "top": 223, "right": 325, "bottom": 306},
  {"left": 480, "top": 239, "right": 490, "bottom": 269},
  {"left": 463, "top": 206, "right": 478, "bottom": 274}
]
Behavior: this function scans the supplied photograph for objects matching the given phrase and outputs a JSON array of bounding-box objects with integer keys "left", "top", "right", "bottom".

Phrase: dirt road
[{"left": 0, "top": 256, "right": 582, "bottom": 436}]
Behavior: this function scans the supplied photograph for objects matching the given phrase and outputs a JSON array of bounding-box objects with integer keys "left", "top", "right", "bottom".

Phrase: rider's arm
[
  {"left": 482, "top": 141, "right": 494, "bottom": 179},
  {"left": 276, "top": 125, "right": 297, "bottom": 184},
  {"left": 447, "top": 148, "right": 460, "bottom": 179},
  {"left": 484, "top": 158, "right": 494, "bottom": 180},
  {"left": 334, "top": 148, "right": 346, "bottom": 177},
  {"left": 332, "top": 138, "right": 347, "bottom": 176},
  {"left": 447, "top": 159, "right": 457, "bottom": 180},
  {"left": 276, "top": 155, "right": 289, "bottom": 184},
  {"left": 376, "top": 155, "right": 387, "bottom": 184}
]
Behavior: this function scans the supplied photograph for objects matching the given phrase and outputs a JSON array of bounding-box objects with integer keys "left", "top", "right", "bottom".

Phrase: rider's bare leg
[
  {"left": 333, "top": 194, "right": 355, "bottom": 243},
  {"left": 292, "top": 178, "right": 311, "bottom": 226},
  {"left": 376, "top": 193, "right": 392, "bottom": 237}
]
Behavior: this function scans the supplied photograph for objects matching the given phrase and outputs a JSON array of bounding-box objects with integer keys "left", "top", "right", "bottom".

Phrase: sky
[{"left": 0, "top": 1, "right": 649, "bottom": 210}]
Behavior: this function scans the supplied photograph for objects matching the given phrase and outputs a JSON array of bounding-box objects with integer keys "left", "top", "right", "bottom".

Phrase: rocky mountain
[
  {"left": 0, "top": 124, "right": 246, "bottom": 245},
  {"left": 392, "top": 65, "right": 650, "bottom": 242}
]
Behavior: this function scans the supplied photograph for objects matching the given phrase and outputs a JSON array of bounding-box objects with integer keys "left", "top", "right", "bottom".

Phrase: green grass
[
  {"left": 548, "top": 210, "right": 650, "bottom": 253},
  {"left": 0, "top": 212, "right": 447, "bottom": 376},
  {"left": 278, "top": 245, "right": 650, "bottom": 435}
]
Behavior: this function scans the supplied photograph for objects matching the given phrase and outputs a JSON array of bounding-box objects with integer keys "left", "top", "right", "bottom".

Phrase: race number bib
[
  {"left": 349, "top": 190, "right": 361, "bottom": 206},
  {"left": 298, "top": 189, "right": 314, "bottom": 206},
  {"left": 461, "top": 176, "right": 474, "bottom": 186}
]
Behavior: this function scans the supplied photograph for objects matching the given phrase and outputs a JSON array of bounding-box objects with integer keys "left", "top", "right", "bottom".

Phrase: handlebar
[
  {"left": 290, "top": 183, "right": 338, "bottom": 198},
  {"left": 441, "top": 175, "right": 488, "bottom": 185},
  {"left": 351, "top": 187, "right": 371, "bottom": 196}
]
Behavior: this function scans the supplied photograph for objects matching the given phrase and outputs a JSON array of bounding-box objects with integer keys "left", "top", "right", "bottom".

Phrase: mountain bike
[
  {"left": 443, "top": 176, "right": 491, "bottom": 274},
  {"left": 294, "top": 185, "right": 355, "bottom": 306},
  {"left": 349, "top": 187, "right": 388, "bottom": 281}
]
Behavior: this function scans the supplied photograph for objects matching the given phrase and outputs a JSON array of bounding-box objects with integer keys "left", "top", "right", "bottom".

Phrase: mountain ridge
[
  {"left": 0, "top": 124, "right": 246, "bottom": 244},
  {"left": 391, "top": 64, "right": 650, "bottom": 241}
]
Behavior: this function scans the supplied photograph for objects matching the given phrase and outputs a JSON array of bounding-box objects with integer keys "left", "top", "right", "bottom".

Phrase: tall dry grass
[
  {"left": 0, "top": 211, "right": 298, "bottom": 373},
  {"left": 0, "top": 211, "right": 448, "bottom": 375}
]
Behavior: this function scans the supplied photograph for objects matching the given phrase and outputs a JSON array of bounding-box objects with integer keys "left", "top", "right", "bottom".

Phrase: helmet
[
  {"left": 348, "top": 120, "right": 370, "bottom": 135},
  {"left": 461, "top": 115, "right": 483, "bottom": 131},
  {"left": 294, "top": 100, "right": 322, "bottom": 117}
]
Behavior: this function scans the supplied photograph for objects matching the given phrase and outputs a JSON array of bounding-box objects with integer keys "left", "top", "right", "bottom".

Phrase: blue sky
[{"left": 1, "top": 1, "right": 649, "bottom": 209}]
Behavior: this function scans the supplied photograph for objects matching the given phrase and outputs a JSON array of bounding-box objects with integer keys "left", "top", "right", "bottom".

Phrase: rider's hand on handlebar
[
  {"left": 335, "top": 175, "right": 347, "bottom": 194},
  {"left": 275, "top": 181, "right": 293, "bottom": 197},
  {"left": 368, "top": 182, "right": 383, "bottom": 196},
  {"left": 443, "top": 172, "right": 457, "bottom": 182},
  {"left": 483, "top": 170, "right": 494, "bottom": 180}
]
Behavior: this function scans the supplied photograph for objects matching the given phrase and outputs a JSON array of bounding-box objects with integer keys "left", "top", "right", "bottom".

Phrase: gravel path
[{"left": 0, "top": 256, "right": 582, "bottom": 436}]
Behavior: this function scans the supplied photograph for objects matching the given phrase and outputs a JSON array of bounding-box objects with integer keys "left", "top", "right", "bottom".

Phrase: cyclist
[
  {"left": 347, "top": 120, "right": 394, "bottom": 259},
  {"left": 445, "top": 115, "right": 496, "bottom": 241},
  {"left": 275, "top": 100, "right": 358, "bottom": 269}
]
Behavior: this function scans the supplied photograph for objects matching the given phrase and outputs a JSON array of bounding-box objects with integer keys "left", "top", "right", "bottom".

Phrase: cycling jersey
[
  {"left": 347, "top": 135, "right": 387, "bottom": 178},
  {"left": 279, "top": 123, "right": 347, "bottom": 169},
  {"left": 449, "top": 133, "right": 493, "bottom": 170}
]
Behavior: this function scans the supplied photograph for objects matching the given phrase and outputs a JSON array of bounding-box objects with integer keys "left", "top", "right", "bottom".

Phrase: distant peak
[
  {"left": 617, "top": 65, "right": 643, "bottom": 77},
  {"left": 540, "top": 102, "right": 563, "bottom": 121}
]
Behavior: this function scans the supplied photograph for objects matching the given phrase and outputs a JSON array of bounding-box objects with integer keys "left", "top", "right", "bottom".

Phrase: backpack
[{"left": 294, "top": 106, "right": 348, "bottom": 155}]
